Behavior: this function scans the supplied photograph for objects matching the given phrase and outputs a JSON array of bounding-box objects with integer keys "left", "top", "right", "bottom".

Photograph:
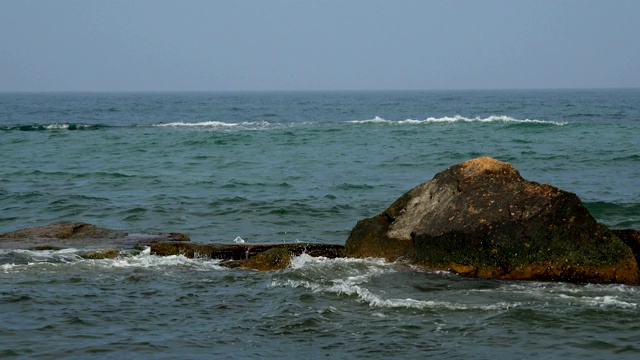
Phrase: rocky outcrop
[
  {"left": 345, "top": 157, "right": 639, "bottom": 285},
  {"left": 0, "top": 222, "right": 190, "bottom": 249},
  {"left": 0, "top": 222, "right": 344, "bottom": 271},
  {"left": 0, "top": 222, "right": 127, "bottom": 240},
  {"left": 149, "top": 242, "right": 344, "bottom": 270}
]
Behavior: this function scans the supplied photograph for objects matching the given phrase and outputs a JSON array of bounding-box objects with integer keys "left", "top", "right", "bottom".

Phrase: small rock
[{"left": 240, "top": 248, "right": 293, "bottom": 271}]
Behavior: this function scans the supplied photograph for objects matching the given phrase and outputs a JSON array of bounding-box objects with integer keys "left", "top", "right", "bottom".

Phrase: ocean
[{"left": 1, "top": 89, "right": 639, "bottom": 358}]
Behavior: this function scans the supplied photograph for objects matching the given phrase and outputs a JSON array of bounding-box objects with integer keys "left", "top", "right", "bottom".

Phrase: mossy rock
[
  {"left": 241, "top": 248, "right": 293, "bottom": 271},
  {"left": 82, "top": 249, "right": 120, "bottom": 259}
]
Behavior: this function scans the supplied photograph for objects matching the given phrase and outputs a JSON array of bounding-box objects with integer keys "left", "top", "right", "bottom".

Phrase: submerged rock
[
  {"left": 0, "top": 222, "right": 190, "bottom": 249},
  {"left": 0, "top": 222, "right": 343, "bottom": 271},
  {"left": 0, "top": 222, "right": 127, "bottom": 240},
  {"left": 345, "top": 157, "right": 639, "bottom": 285},
  {"left": 81, "top": 249, "right": 121, "bottom": 260}
]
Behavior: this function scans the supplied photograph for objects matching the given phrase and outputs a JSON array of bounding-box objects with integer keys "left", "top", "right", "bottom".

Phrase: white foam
[
  {"left": 101, "top": 247, "right": 225, "bottom": 271},
  {"left": 233, "top": 236, "right": 246, "bottom": 244},
  {"left": 6, "top": 248, "right": 83, "bottom": 263},
  {"left": 349, "top": 116, "right": 389, "bottom": 124},
  {"left": 1, "top": 263, "right": 18, "bottom": 272},
  {"left": 349, "top": 115, "right": 566, "bottom": 126},
  {"left": 288, "top": 253, "right": 391, "bottom": 270},
  {"left": 273, "top": 278, "right": 518, "bottom": 311},
  {"left": 152, "top": 121, "right": 273, "bottom": 129},
  {"left": 0, "top": 247, "right": 226, "bottom": 272},
  {"left": 42, "top": 123, "right": 94, "bottom": 130},
  {"left": 277, "top": 254, "right": 519, "bottom": 310},
  {"left": 590, "top": 295, "right": 637, "bottom": 309},
  {"left": 469, "top": 281, "right": 639, "bottom": 310},
  {"left": 557, "top": 294, "right": 638, "bottom": 309}
]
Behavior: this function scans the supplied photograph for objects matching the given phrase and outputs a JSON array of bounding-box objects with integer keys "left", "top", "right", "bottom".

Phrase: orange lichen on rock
[{"left": 458, "top": 157, "right": 519, "bottom": 178}]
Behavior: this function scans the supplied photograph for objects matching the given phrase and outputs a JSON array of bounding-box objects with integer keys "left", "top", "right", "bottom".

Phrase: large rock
[{"left": 345, "top": 157, "right": 639, "bottom": 285}]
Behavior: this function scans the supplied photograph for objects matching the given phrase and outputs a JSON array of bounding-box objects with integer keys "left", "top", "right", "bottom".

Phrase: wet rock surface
[
  {"left": 0, "top": 222, "right": 344, "bottom": 271},
  {"left": 0, "top": 222, "right": 190, "bottom": 250},
  {"left": 149, "top": 242, "right": 344, "bottom": 270},
  {"left": 345, "top": 157, "right": 639, "bottom": 285},
  {"left": 2, "top": 158, "right": 638, "bottom": 282}
]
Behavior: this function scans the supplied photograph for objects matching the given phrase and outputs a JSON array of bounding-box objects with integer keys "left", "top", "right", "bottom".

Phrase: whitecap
[
  {"left": 153, "top": 121, "right": 241, "bottom": 128},
  {"left": 349, "top": 115, "right": 566, "bottom": 126},
  {"left": 151, "top": 120, "right": 274, "bottom": 130},
  {"left": 558, "top": 294, "right": 638, "bottom": 309},
  {"left": 288, "top": 253, "right": 391, "bottom": 270},
  {"left": 1, "top": 263, "right": 18, "bottom": 273},
  {"left": 277, "top": 255, "right": 519, "bottom": 311},
  {"left": 348, "top": 116, "right": 391, "bottom": 124},
  {"left": 6, "top": 248, "right": 84, "bottom": 263},
  {"left": 233, "top": 236, "right": 245, "bottom": 244},
  {"left": 272, "top": 278, "right": 519, "bottom": 311},
  {"left": 101, "top": 247, "right": 226, "bottom": 271}
]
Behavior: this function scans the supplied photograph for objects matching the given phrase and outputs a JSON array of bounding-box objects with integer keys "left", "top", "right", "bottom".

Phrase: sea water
[{"left": 1, "top": 90, "right": 639, "bottom": 358}]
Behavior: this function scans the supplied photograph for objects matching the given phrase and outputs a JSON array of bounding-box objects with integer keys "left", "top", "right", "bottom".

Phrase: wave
[
  {"left": 0, "top": 247, "right": 227, "bottom": 273},
  {"left": 0, "top": 115, "right": 567, "bottom": 132},
  {"left": 151, "top": 121, "right": 276, "bottom": 130},
  {"left": 0, "top": 123, "right": 109, "bottom": 131},
  {"left": 150, "top": 116, "right": 567, "bottom": 130},
  {"left": 349, "top": 115, "right": 567, "bottom": 126},
  {"left": 468, "top": 281, "right": 639, "bottom": 310},
  {"left": 274, "top": 278, "right": 519, "bottom": 310},
  {"left": 274, "top": 254, "right": 519, "bottom": 311}
]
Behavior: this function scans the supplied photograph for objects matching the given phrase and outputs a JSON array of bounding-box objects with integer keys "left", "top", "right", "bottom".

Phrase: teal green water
[{"left": 1, "top": 90, "right": 639, "bottom": 358}]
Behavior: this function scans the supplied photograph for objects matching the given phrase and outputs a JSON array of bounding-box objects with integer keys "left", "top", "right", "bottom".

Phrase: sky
[{"left": 1, "top": 0, "right": 639, "bottom": 92}]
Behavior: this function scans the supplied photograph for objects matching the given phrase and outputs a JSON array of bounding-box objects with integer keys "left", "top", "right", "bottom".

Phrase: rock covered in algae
[
  {"left": 345, "top": 157, "right": 639, "bottom": 285},
  {"left": 240, "top": 248, "right": 293, "bottom": 271}
]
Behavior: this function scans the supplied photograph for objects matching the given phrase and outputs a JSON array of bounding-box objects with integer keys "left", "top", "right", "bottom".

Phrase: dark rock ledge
[
  {"left": 0, "top": 222, "right": 344, "bottom": 270},
  {"left": 2, "top": 157, "right": 639, "bottom": 282}
]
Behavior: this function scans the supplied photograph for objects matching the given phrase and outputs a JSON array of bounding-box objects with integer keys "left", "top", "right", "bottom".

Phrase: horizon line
[{"left": 1, "top": 86, "right": 639, "bottom": 94}]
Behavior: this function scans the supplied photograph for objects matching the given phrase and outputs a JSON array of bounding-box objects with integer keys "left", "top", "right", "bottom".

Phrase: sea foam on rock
[{"left": 345, "top": 157, "right": 639, "bottom": 285}]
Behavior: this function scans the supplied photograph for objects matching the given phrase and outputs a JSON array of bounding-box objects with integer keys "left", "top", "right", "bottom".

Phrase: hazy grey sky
[{"left": 1, "top": 0, "right": 639, "bottom": 91}]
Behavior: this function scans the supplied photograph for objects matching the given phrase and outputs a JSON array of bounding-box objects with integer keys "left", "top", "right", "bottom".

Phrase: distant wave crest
[
  {"left": 350, "top": 115, "right": 567, "bottom": 126},
  {"left": 152, "top": 121, "right": 273, "bottom": 129},
  {"left": 0, "top": 123, "right": 106, "bottom": 131},
  {"left": 0, "top": 115, "right": 566, "bottom": 132}
]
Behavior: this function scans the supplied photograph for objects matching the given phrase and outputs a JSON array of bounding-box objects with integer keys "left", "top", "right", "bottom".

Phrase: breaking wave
[
  {"left": 273, "top": 254, "right": 519, "bottom": 311},
  {"left": 151, "top": 120, "right": 276, "bottom": 130},
  {"left": 349, "top": 115, "right": 567, "bottom": 126},
  {"left": 0, "top": 247, "right": 226, "bottom": 273},
  {"left": 1, "top": 115, "right": 567, "bottom": 133},
  {"left": 0, "top": 123, "right": 108, "bottom": 131}
]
